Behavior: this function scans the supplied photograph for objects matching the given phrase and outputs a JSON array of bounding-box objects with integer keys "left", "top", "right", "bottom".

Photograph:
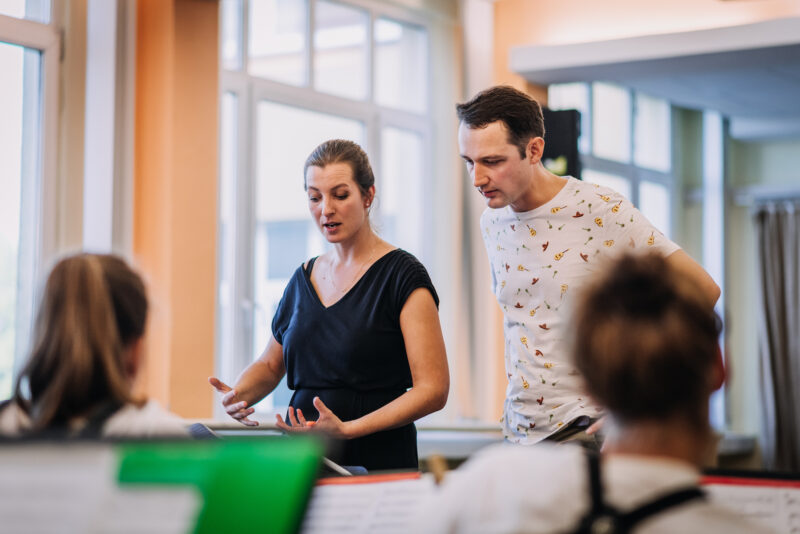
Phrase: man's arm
[{"left": 665, "top": 249, "right": 721, "bottom": 308}]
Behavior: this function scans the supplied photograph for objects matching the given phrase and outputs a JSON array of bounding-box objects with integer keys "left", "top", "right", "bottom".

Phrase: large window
[
  {"left": 0, "top": 3, "right": 58, "bottom": 398},
  {"left": 217, "top": 0, "right": 432, "bottom": 414},
  {"left": 549, "top": 82, "right": 728, "bottom": 428},
  {"left": 548, "top": 82, "right": 674, "bottom": 237}
]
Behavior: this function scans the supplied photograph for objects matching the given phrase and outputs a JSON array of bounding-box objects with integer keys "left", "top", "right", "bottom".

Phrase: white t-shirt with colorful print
[{"left": 480, "top": 177, "right": 680, "bottom": 444}]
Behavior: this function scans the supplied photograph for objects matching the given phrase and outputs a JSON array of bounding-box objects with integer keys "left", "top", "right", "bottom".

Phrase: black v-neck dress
[{"left": 271, "top": 249, "right": 439, "bottom": 470}]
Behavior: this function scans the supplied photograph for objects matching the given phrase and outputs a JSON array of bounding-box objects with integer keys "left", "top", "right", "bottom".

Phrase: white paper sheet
[
  {"left": 300, "top": 476, "right": 436, "bottom": 534},
  {"left": 706, "top": 482, "right": 800, "bottom": 533},
  {"left": 0, "top": 443, "right": 200, "bottom": 534}
]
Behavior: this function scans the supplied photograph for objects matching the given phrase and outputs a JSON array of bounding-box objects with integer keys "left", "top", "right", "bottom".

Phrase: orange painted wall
[
  {"left": 493, "top": 0, "right": 800, "bottom": 91},
  {"left": 134, "top": 0, "right": 219, "bottom": 417}
]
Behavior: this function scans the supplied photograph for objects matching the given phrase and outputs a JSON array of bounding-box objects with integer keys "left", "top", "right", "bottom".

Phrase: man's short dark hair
[{"left": 456, "top": 85, "right": 545, "bottom": 159}]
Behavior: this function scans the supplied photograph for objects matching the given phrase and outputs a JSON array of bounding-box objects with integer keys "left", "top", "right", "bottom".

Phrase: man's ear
[{"left": 527, "top": 137, "right": 545, "bottom": 164}]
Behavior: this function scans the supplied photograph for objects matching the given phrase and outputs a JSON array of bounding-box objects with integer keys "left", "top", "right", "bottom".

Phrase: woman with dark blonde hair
[
  {"left": 0, "top": 253, "right": 187, "bottom": 438},
  {"left": 210, "top": 139, "right": 449, "bottom": 471}
]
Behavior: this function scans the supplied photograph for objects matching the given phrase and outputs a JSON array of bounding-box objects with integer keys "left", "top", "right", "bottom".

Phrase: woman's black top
[{"left": 271, "top": 249, "right": 439, "bottom": 471}]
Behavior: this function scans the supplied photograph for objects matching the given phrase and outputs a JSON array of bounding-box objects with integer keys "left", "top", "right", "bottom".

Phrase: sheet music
[
  {"left": 0, "top": 444, "right": 201, "bottom": 534},
  {"left": 93, "top": 487, "right": 201, "bottom": 534},
  {"left": 706, "top": 482, "right": 800, "bottom": 533},
  {"left": 300, "top": 475, "right": 436, "bottom": 534},
  {"left": 0, "top": 445, "right": 113, "bottom": 533}
]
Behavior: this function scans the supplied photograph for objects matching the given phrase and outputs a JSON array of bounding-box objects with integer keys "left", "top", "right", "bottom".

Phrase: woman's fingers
[
  {"left": 238, "top": 414, "right": 259, "bottom": 427},
  {"left": 210, "top": 378, "right": 257, "bottom": 426},
  {"left": 287, "top": 406, "right": 302, "bottom": 427},
  {"left": 226, "top": 400, "right": 248, "bottom": 415},
  {"left": 223, "top": 400, "right": 257, "bottom": 426},
  {"left": 230, "top": 406, "right": 253, "bottom": 419},
  {"left": 221, "top": 389, "right": 239, "bottom": 406},
  {"left": 313, "top": 396, "right": 331, "bottom": 416},
  {"left": 275, "top": 414, "right": 294, "bottom": 432},
  {"left": 208, "top": 376, "right": 231, "bottom": 393},
  {"left": 276, "top": 410, "right": 316, "bottom": 433},
  {"left": 296, "top": 409, "right": 308, "bottom": 426}
]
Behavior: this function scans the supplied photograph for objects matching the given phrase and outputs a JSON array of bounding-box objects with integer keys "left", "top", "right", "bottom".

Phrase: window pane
[
  {"left": 248, "top": 0, "right": 307, "bottom": 86},
  {"left": 592, "top": 82, "right": 630, "bottom": 163},
  {"left": 0, "top": 0, "right": 50, "bottom": 23},
  {"left": 634, "top": 93, "right": 671, "bottom": 172},
  {"left": 583, "top": 169, "right": 631, "bottom": 201},
  {"left": 380, "top": 127, "right": 423, "bottom": 257},
  {"left": 220, "top": 0, "right": 243, "bottom": 71},
  {"left": 313, "top": 0, "right": 367, "bottom": 100},
  {"left": 0, "top": 42, "right": 40, "bottom": 398},
  {"left": 639, "top": 180, "right": 671, "bottom": 238},
  {"left": 255, "top": 102, "right": 364, "bottom": 223},
  {"left": 375, "top": 18, "right": 427, "bottom": 113},
  {"left": 0, "top": 42, "right": 23, "bottom": 398},
  {"left": 253, "top": 101, "right": 364, "bottom": 411},
  {"left": 547, "top": 82, "right": 589, "bottom": 154}
]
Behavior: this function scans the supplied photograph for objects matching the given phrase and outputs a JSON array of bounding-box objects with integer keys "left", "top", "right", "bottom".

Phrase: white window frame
[
  {"left": 0, "top": 11, "right": 60, "bottom": 381},
  {"left": 579, "top": 83, "right": 676, "bottom": 235},
  {"left": 702, "top": 110, "right": 726, "bottom": 431},
  {"left": 216, "top": 0, "right": 434, "bottom": 413}
]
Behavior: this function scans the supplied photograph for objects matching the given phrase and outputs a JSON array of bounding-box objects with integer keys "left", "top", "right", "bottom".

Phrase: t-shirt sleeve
[
  {"left": 603, "top": 190, "right": 680, "bottom": 258},
  {"left": 271, "top": 266, "right": 303, "bottom": 345},
  {"left": 392, "top": 252, "right": 440, "bottom": 314}
]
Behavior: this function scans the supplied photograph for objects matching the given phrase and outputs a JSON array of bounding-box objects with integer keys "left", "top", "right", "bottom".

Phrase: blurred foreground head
[
  {"left": 14, "top": 253, "right": 147, "bottom": 430},
  {"left": 571, "top": 253, "right": 722, "bottom": 432}
]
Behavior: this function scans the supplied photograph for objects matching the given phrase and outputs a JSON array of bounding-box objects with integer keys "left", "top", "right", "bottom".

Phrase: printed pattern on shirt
[{"left": 481, "top": 178, "right": 680, "bottom": 444}]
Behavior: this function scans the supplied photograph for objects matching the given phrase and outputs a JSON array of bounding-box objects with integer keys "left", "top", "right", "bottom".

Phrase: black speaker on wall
[{"left": 542, "top": 108, "right": 581, "bottom": 180}]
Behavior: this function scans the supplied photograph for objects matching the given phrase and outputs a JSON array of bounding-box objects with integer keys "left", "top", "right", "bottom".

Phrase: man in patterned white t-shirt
[{"left": 456, "top": 86, "right": 721, "bottom": 445}]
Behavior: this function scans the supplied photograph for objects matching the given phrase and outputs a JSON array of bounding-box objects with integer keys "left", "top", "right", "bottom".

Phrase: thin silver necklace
[{"left": 323, "top": 244, "right": 377, "bottom": 295}]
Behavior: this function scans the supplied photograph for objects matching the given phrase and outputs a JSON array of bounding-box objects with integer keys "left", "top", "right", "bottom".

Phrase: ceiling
[{"left": 509, "top": 17, "right": 800, "bottom": 140}]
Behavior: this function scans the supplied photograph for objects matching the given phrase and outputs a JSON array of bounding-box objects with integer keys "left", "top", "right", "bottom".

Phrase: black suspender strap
[
  {"left": 572, "top": 452, "right": 618, "bottom": 534},
  {"left": 587, "top": 452, "right": 607, "bottom": 517},
  {"left": 569, "top": 450, "right": 706, "bottom": 534},
  {"left": 615, "top": 487, "right": 706, "bottom": 532}
]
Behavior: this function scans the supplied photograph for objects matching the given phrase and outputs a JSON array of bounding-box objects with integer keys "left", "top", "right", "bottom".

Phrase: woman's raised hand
[
  {"left": 208, "top": 376, "right": 259, "bottom": 427},
  {"left": 275, "top": 397, "right": 349, "bottom": 439}
]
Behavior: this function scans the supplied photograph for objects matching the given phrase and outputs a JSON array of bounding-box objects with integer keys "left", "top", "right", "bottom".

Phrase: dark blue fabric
[{"left": 272, "top": 249, "right": 438, "bottom": 470}]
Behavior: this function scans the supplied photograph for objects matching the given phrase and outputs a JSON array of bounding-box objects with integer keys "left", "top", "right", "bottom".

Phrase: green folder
[{"left": 117, "top": 436, "right": 323, "bottom": 534}]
